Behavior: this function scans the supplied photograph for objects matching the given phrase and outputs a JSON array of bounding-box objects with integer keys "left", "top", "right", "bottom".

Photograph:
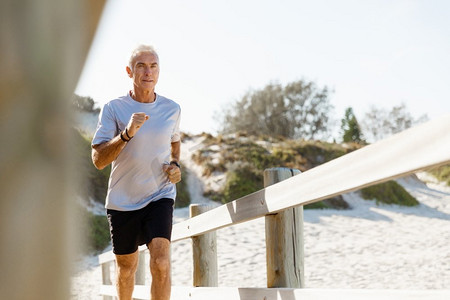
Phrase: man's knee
[
  {"left": 116, "top": 254, "right": 138, "bottom": 279},
  {"left": 151, "top": 255, "right": 170, "bottom": 275},
  {"left": 149, "top": 237, "right": 171, "bottom": 276}
]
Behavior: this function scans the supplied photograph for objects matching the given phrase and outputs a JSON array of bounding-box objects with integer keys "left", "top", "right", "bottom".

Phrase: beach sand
[{"left": 70, "top": 139, "right": 450, "bottom": 299}]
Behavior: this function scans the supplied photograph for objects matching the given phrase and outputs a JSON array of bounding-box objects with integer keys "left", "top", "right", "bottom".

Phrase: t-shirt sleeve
[
  {"left": 92, "top": 103, "right": 118, "bottom": 146},
  {"left": 171, "top": 107, "right": 181, "bottom": 143}
]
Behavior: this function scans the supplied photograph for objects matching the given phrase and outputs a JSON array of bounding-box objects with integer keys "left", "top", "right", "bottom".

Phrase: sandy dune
[{"left": 70, "top": 139, "right": 450, "bottom": 299}]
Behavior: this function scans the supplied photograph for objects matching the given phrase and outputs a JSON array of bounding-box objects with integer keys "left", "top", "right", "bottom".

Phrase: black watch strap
[
  {"left": 120, "top": 131, "right": 129, "bottom": 142},
  {"left": 170, "top": 161, "right": 181, "bottom": 169}
]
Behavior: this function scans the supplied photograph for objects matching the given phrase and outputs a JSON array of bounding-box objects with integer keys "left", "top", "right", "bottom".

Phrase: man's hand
[
  {"left": 163, "top": 163, "right": 181, "bottom": 184},
  {"left": 126, "top": 112, "right": 149, "bottom": 137}
]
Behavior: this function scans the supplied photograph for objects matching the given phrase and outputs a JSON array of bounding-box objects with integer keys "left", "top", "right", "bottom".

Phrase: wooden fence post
[
  {"left": 264, "top": 167, "right": 305, "bottom": 288},
  {"left": 135, "top": 250, "right": 147, "bottom": 285},
  {"left": 190, "top": 204, "right": 218, "bottom": 287},
  {"left": 0, "top": 1, "right": 104, "bottom": 299},
  {"left": 101, "top": 262, "right": 113, "bottom": 300}
]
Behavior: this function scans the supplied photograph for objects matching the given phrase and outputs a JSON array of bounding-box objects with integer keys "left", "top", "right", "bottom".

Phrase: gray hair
[{"left": 128, "top": 44, "right": 159, "bottom": 69}]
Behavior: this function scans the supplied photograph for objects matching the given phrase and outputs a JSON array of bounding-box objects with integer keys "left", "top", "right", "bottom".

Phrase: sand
[{"left": 70, "top": 139, "right": 450, "bottom": 299}]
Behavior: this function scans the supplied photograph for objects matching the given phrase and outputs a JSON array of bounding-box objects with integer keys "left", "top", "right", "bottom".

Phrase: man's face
[{"left": 127, "top": 52, "right": 160, "bottom": 91}]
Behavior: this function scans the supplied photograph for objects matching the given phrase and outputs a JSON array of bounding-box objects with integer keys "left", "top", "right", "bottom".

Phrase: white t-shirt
[{"left": 92, "top": 93, "right": 181, "bottom": 211}]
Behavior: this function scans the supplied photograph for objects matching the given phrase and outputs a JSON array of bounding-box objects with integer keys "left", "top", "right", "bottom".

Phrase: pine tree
[{"left": 341, "top": 107, "right": 364, "bottom": 143}]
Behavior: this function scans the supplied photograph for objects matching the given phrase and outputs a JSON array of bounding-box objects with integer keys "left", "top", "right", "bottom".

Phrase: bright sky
[{"left": 76, "top": 0, "right": 450, "bottom": 135}]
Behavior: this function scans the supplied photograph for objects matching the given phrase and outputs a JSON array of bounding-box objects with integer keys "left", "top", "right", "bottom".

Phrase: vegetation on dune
[
  {"left": 175, "top": 163, "right": 191, "bottom": 208},
  {"left": 193, "top": 133, "right": 360, "bottom": 208},
  {"left": 361, "top": 180, "right": 419, "bottom": 206},
  {"left": 428, "top": 164, "right": 450, "bottom": 186},
  {"left": 221, "top": 167, "right": 263, "bottom": 204},
  {"left": 72, "top": 130, "right": 111, "bottom": 253},
  {"left": 87, "top": 213, "right": 111, "bottom": 252},
  {"left": 192, "top": 132, "right": 419, "bottom": 209},
  {"left": 193, "top": 132, "right": 361, "bottom": 173},
  {"left": 72, "top": 128, "right": 110, "bottom": 204},
  {"left": 305, "top": 196, "right": 350, "bottom": 210},
  {"left": 76, "top": 205, "right": 110, "bottom": 253}
]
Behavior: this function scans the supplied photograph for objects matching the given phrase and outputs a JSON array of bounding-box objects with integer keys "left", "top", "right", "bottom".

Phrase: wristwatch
[{"left": 170, "top": 161, "right": 181, "bottom": 169}]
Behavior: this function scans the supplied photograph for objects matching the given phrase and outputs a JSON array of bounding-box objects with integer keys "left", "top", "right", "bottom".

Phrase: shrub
[
  {"left": 175, "top": 163, "right": 191, "bottom": 208},
  {"left": 305, "top": 195, "right": 350, "bottom": 210},
  {"left": 72, "top": 128, "right": 110, "bottom": 203},
  {"left": 235, "top": 142, "right": 280, "bottom": 171},
  {"left": 87, "top": 214, "right": 111, "bottom": 252},
  {"left": 361, "top": 180, "right": 419, "bottom": 206},
  {"left": 194, "top": 134, "right": 420, "bottom": 209},
  {"left": 195, "top": 135, "right": 358, "bottom": 209},
  {"left": 428, "top": 164, "right": 450, "bottom": 186},
  {"left": 77, "top": 206, "right": 110, "bottom": 253},
  {"left": 222, "top": 167, "right": 263, "bottom": 203}
]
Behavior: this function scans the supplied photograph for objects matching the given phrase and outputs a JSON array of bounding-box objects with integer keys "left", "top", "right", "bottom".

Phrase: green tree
[
  {"left": 72, "top": 94, "right": 100, "bottom": 113},
  {"left": 284, "top": 80, "right": 333, "bottom": 140},
  {"left": 341, "top": 107, "right": 364, "bottom": 143},
  {"left": 219, "top": 80, "right": 333, "bottom": 140}
]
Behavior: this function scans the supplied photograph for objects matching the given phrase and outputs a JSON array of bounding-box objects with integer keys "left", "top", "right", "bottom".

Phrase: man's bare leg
[
  {"left": 148, "top": 238, "right": 171, "bottom": 300},
  {"left": 115, "top": 250, "right": 138, "bottom": 299}
]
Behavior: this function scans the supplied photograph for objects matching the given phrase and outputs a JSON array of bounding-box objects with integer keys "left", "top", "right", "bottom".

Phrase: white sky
[{"left": 76, "top": 0, "right": 450, "bottom": 135}]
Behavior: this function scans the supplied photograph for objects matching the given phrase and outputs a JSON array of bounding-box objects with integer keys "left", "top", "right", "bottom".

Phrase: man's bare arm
[
  {"left": 170, "top": 141, "right": 180, "bottom": 163},
  {"left": 92, "top": 112, "right": 149, "bottom": 170},
  {"left": 92, "top": 134, "right": 127, "bottom": 170},
  {"left": 163, "top": 141, "right": 181, "bottom": 184}
]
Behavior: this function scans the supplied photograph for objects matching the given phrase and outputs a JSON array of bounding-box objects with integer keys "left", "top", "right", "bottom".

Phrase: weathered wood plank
[
  {"left": 99, "top": 115, "right": 450, "bottom": 265},
  {"left": 182, "top": 288, "right": 450, "bottom": 300},
  {"left": 100, "top": 284, "right": 149, "bottom": 299},
  {"left": 170, "top": 114, "right": 450, "bottom": 242},
  {"left": 264, "top": 168, "right": 304, "bottom": 288},
  {"left": 100, "top": 286, "right": 450, "bottom": 300},
  {"left": 191, "top": 204, "right": 218, "bottom": 287}
]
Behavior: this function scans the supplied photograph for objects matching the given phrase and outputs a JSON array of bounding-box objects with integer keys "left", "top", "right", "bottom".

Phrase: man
[{"left": 91, "top": 45, "right": 181, "bottom": 300}]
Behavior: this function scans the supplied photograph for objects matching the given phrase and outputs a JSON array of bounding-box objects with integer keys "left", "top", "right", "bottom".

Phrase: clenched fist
[
  {"left": 126, "top": 112, "right": 149, "bottom": 137},
  {"left": 163, "top": 163, "right": 181, "bottom": 184}
]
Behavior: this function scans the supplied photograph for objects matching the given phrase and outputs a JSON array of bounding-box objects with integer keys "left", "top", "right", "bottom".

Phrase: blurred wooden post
[
  {"left": 190, "top": 204, "right": 218, "bottom": 287},
  {"left": 135, "top": 250, "right": 146, "bottom": 284},
  {"left": 264, "top": 168, "right": 305, "bottom": 288},
  {"left": 102, "top": 262, "right": 113, "bottom": 300},
  {"left": 0, "top": 1, "right": 104, "bottom": 299}
]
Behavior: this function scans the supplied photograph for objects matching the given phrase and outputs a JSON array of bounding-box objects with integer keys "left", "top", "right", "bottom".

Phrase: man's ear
[{"left": 126, "top": 66, "right": 133, "bottom": 78}]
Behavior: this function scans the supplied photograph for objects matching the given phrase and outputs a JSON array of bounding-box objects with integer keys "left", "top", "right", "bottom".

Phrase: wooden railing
[{"left": 99, "top": 115, "right": 450, "bottom": 300}]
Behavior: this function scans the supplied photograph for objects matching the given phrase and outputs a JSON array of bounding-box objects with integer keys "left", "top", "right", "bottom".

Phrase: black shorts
[{"left": 106, "top": 198, "right": 174, "bottom": 255}]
